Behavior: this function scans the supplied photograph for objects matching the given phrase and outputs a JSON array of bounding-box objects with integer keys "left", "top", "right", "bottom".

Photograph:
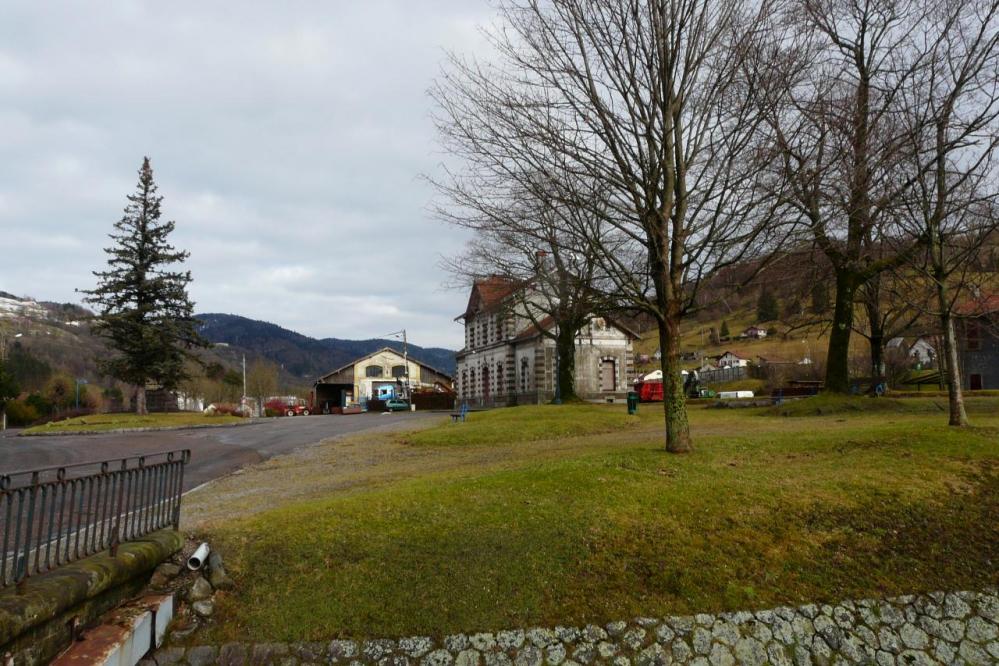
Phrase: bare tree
[
  {"left": 433, "top": 0, "right": 788, "bottom": 452},
  {"left": 895, "top": 0, "right": 999, "bottom": 425},
  {"left": 754, "top": 0, "right": 951, "bottom": 394},
  {"left": 246, "top": 359, "right": 279, "bottom": 414},
  {"left": 437, "top": 173, "right": 606, "bottom": 402},
  {"left": 855, "top": 271, "right": 926, "bottom": 386}
]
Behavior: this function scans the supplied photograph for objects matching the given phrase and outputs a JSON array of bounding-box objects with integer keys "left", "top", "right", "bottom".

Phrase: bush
[
  {"left": 264, "top": 399, "right": 289, "bottom": 412},
  {"left": 25, "top": 392, "right": 53, "bottom": 416},
  {"left": 206, "top": 403, "right": 245, "bottom": 417},
  {"left": 4, "top": 400, "right": 40, "bottom": 426}
]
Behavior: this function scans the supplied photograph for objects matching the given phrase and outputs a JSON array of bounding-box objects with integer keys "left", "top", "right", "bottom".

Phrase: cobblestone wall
[{"left": 149, "top": 589, "right": 999, "bottom": 666}]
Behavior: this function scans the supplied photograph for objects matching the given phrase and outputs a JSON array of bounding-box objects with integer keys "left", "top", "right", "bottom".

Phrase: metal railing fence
[{"left": 0, "top": 449, "right": 189, "bottom": 588}]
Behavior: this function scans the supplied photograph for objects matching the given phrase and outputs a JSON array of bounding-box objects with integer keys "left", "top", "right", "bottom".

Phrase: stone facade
[
  {"left": 151, "top": 588, "right": 999, "bottom": 666},
  {"left": 454, "top": 277, "right": 635, "bottom": 408}
]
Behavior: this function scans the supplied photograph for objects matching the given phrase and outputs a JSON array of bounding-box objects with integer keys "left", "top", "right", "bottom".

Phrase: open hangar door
[{"left": 314, "top": 382, "right": 352, "bottom": 414}]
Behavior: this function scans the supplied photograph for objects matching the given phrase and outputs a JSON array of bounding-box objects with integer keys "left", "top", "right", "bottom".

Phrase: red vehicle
[
  {"left": 265, "top": 397, "right": 310, "bottom": 417},
  {"left": 636, "top": 378, "right": 664, "bottom": 402},
  {"left": 633, "top": 370, "right": 692, "bottom": 402}
]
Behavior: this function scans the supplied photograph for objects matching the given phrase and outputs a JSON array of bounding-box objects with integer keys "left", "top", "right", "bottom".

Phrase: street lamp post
[{"left": 75, "top": 378, "right": 89, "bottom": 410}]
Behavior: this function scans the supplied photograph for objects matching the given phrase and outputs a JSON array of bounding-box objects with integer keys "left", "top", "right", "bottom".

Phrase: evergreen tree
[
  {"left": 82, "top": 158, "right": 206, "bottom": 414},
  {"left": 719, "top": 320, "right": 730, "bottom": 339},
  {"left": 0, "top": 360, "right": 20, "bottom": 429},
  {"left": 757, "top": 288, "right": 779, "bottom": 323}
]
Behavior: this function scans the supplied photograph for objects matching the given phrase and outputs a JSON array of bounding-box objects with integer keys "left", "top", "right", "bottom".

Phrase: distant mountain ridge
[{"left": 196, "top": 313, "right": 457, "bottom": 378}]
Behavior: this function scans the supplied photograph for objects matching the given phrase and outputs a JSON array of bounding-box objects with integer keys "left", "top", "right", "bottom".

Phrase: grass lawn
[
  {"left": 23, "top": 412, "right": 244, "bottom": 434},
  {"left": 401, "top": 404, "right": 640, "bottom": 447},
  {"left": 194, "top": 400, "right": 999, "bottom": 643}
]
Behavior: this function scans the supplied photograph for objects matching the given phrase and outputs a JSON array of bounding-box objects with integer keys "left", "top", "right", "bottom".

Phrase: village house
[
  {"left": 958, "top": 294, "right": 999, "bottom": 390},
  {"left": 886, "top": 336, "right": 937, "bottom": 367},
  {"left": 455, "top": 277, "right": 637, "bottom": 407},
  {"left": 740, "top": 326, "right": 768, "bottom": 340},
  {"left": 313, "top": 347, "right": 453, "bottom": 412},
  {"left": 715, "top": 351, "right": 749, "bottom": 369}
]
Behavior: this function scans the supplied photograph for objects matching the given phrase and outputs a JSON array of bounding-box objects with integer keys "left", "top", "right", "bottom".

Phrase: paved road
[{"left": 0, "top": 413, "right": 437, "bottom": 490}]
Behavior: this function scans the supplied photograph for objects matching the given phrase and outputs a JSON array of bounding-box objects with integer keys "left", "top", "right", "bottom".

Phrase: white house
[
  {"left": 454, "top": 276, "right": 637, "bottom": 407},
  {"left": 887, "top": 337, "right": 937, "bottom": 367},
  {"left": 741, "top": 326, "right": 768, "bottom": 339},
  {"left": 716, "top": 351, "right": 749, "bottom": 368}
]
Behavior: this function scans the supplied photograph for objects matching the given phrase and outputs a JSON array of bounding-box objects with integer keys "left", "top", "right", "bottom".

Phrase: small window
[
  {"left": 392, "top": 365, "right": 407, "bottom": 378},
  {"left": 365, "top": 366, "right": 383, "bottom": 378}
]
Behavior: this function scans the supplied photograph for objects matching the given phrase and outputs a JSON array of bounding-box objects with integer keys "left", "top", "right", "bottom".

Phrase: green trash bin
[{"left": 627, "top": 391, "right": 639, "bottom": 415}]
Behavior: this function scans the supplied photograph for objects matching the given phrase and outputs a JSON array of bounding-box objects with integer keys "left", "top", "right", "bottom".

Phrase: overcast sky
[{"left": 0, "top": 1, "right": 495, "bottom": 349}]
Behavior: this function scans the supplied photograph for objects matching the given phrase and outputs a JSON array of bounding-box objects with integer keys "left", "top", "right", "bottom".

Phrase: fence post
[
  {"left": 109, "top": 459, "right": 128, "bottom": 557},
  {"left": 15, "top": 472, "right": 40, "bottom": 589}
]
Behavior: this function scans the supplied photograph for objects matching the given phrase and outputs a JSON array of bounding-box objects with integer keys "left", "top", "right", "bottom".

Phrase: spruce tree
[
  {"left": 0, "top": 360, "right": 19, "bottom": 429},
  {"left": 83, "top": 158, "right": 206, "bottom": 414},
  {"left": 719, "top": 320, "right": 730, "bottom": 339},
  {"left": 757, "top": 287, "right": 779, "bottom": 323}
]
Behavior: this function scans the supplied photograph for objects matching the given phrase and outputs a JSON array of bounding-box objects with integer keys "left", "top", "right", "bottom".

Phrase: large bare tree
[
  {"left": 896, "top": 0, "right": 999, "bottom": 425},
  {"left": 433, "top": 0, "right": 788, "bottom": 452},
  {"left": 435, "top": 171, "right": 606, "bottom": 402},
  {"left": 753, "top": 0, "right": 951, "bottom": 393}
]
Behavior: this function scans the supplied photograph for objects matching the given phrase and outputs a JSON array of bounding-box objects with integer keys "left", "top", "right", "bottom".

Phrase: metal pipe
[{"left": 187, "top": 542, "right": 210, "bottom": 570}]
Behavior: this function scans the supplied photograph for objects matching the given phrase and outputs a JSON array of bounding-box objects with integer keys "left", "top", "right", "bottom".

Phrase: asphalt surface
[{"left": 0, "top": 413, "right": 438, "bottom": 490}]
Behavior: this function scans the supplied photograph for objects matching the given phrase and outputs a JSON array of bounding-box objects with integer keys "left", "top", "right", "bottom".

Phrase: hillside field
[{"left": 185, "top": 399, "right": 999, "bottom": 642}]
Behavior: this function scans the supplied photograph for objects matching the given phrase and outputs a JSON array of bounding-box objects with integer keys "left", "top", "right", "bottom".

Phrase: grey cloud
[{"left": 0, "top": 0, "right": 492, "bottom": 347}]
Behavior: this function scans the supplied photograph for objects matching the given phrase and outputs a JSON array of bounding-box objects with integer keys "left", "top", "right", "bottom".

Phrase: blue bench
[{"left": 450, "top": 402, "right": 468, "bottom": 423}]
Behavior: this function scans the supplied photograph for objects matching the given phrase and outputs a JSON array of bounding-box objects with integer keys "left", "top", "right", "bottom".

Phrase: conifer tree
[
  {"left": 719, "top": 320, "right": 730, "bottom": 339},
  {"left": 83, "top": 158, "right": 205, "bottom": 414},
  {"left": 0, "top": 360, "right": 19, "bottom": 429},
  {"left": 757, "top": 288, "right": 779, "bottom": 323}
]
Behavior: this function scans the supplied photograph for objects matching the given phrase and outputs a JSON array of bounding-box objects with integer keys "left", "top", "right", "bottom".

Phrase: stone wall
[
  {"left": 152, "top": 588, "right": 998, "bottom": 666},
  {"left": 0, "top": 529, "right": 183, "bottom": 666}
]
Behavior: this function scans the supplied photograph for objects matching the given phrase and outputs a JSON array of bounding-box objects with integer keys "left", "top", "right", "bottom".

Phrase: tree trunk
[
  {"left": 555, "top": 324, "right": 577, "bottom": 402},
  {"left": 863, "top": 285, "right": 885, "bottom": 388},
  {"left": 936, "top": 280, "right": 969, "bottom": 426},
  {"left": 658, "top": 315, "right": 692, "bottom": 453},
  {"left": 936, "top": 334, "right": 947, "bottom": 391},
  {"left": 825, "top": 270, "right": 857, "bottom": 393},
  {"left": 135, "top": 384, "right": 147, "bottom": 415}
]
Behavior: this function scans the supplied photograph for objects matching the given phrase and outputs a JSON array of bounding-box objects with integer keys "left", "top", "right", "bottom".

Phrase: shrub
[
  {"left": 4, "top": 400, "right": 40, "bottom": 426},
  {"left": 207, "top": 403, "right": 245, "bottom": 417},
  {"left": 25, "top": 392, "right": 53, "bottom": 416}
]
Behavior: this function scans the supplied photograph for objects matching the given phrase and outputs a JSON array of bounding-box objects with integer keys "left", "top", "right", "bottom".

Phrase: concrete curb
[
  {"left": 17, "top": 420, "right": 262, "bottom": 438},
  {"left": 51, "top": 594, "right": 174, "bottom": 666}
]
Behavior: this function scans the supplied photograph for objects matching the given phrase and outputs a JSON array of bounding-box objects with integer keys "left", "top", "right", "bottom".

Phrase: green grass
[
  {"left": 707, "top": 378, "right": 767, "bottom": 393},
  {"left": 769, "top": 394, "right": 999, "bottom": 417},
  {"left": 23, "top": 412, "right": 244, "bottom": 434},
  {"left": 196, "top": 404, "right": 999, "bottom": 643},
  {"left": 401, "top": 404, "right": 641, "bottom": 447}
]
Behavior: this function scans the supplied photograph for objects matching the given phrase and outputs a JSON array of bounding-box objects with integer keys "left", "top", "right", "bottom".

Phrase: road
[{"left": 0, "top": 413, "right": 438, "bottom": 490}]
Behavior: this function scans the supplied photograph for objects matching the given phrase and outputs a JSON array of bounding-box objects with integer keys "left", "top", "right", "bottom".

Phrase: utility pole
[
  {"left": 242, "top": 354, "right": 248, "bottom": 413},
  {"left": 402, "top": 329, "right": 410, "bottom": 400}
]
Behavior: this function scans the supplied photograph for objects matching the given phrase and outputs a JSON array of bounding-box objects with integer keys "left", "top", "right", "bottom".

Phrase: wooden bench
[{"left": 450, "top": 402, "right": 468, "bottom": 423}]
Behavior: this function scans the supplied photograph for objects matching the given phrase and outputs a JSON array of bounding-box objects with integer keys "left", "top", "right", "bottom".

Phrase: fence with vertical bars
[{"left": 0, "top": 449, "right": 189, "bottom": 588}]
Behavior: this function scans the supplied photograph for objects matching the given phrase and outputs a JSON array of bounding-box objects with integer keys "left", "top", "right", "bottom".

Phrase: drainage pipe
[{"left": 187, "top": 542, "right": 210, "bottom": 571}]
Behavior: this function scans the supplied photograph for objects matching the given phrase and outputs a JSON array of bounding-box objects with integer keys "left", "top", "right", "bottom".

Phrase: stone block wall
[{"left": 151, "top": 589, "right": 999, "bottom": 666}]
